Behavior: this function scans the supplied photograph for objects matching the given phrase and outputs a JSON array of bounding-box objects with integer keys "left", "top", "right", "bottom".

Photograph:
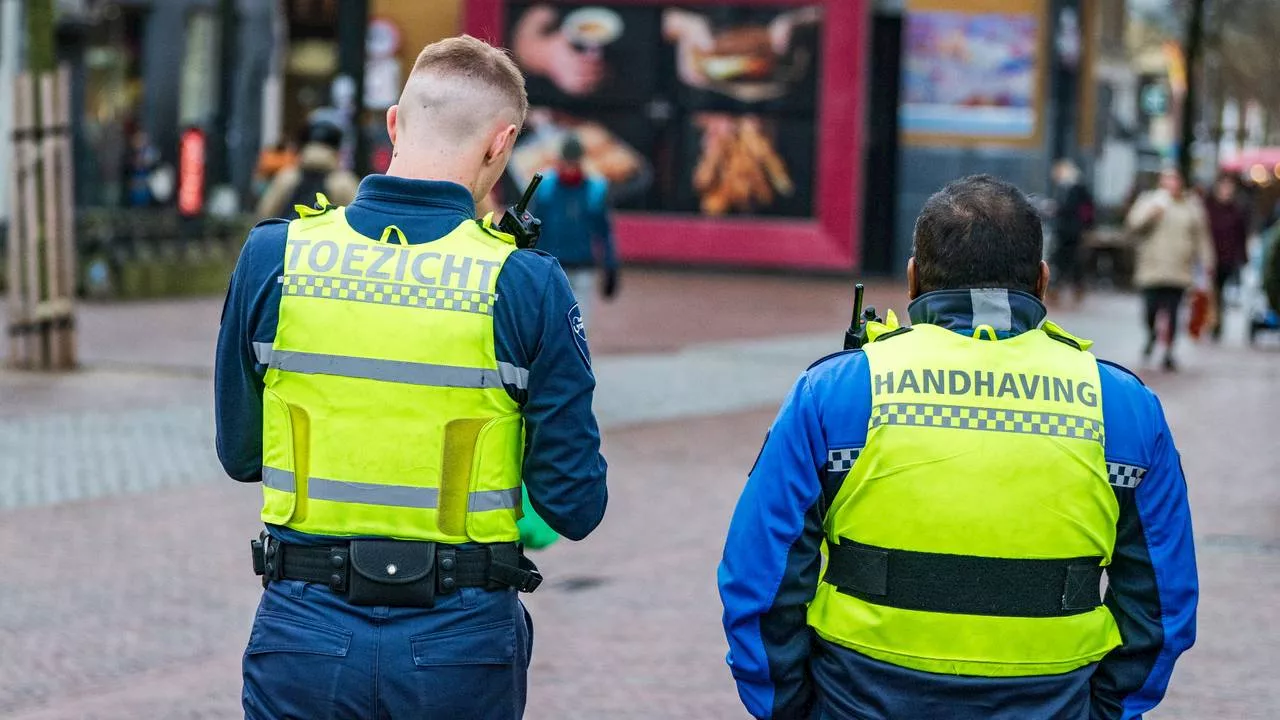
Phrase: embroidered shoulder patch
[{"left": 568, "top": 304, "right": 590, "bottom": 366}]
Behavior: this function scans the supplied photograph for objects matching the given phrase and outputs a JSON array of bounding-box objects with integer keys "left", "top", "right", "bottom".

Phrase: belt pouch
[{"left": 347, "top": 540, "right": 437, "bottom": 608}]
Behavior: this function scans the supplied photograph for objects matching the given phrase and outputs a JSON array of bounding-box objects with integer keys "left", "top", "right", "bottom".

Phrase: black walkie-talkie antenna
[
  {"left": 515, "top": 173, "right": 542, "bottom": 215},
  {"left": 498, "top": 173, "right": 545, "bottom": 249},
  {"left": 844, "top": 283, "right": 866, "bottom": 350}
]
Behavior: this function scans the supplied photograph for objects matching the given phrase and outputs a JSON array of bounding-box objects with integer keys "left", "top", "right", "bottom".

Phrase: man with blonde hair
[{"left": 216, "top": 35, "right": 608, "bottom": 719}]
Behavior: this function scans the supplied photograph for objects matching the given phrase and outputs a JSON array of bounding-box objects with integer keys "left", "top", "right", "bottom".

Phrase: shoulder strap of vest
[
  {"left": 474, "top": 213, "right": 518, "bottom": 246},
  {"left": 867, "top": 309, "right": 911, "bottom": 343},
  {"left": 294, "top": 192, "right": 336, "bottom": 219},
  {"left": 1040, "top": 320, "right": 1094, "bottom": 352}
]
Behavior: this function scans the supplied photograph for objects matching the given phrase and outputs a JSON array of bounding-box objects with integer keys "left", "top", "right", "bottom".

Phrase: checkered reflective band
[
  {"left": 1106, "top": 462, "right": 1147, "bottom": 489},
  {"left": 827, "top": 448, "right": 861, "bottom": 473},
  {"left": 281, "top": 274, "right": 495, "bottom": 315},
  {"left": 870, "top": 402, "right": 1103, "bottom": 443}
]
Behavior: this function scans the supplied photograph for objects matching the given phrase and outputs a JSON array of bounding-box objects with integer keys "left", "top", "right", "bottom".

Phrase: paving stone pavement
[{"left": 0, "top": 274, "right": 1277, "bottom": 718}]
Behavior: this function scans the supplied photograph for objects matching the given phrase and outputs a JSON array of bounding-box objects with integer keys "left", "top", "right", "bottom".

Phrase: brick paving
[{"left": 0, "top": 270, "right": 1277, "bottom": 718}]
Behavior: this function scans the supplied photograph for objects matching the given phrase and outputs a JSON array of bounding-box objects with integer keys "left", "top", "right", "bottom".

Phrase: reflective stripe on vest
[
  {"left": 261, "top": 466, "right": 521, "bottom": 510},
  {"left": 259, "top": 209, "right": 525, "bottom": 543},
  {"left": 807, "top": 322, "right": 1122, "bottom": 678},
  {"left": 254, "top": 343, "right": 528, "bottom": 390}
]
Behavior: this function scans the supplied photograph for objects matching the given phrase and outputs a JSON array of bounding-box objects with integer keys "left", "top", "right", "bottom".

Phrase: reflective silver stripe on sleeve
[
  {"left": 970, "top": 289, "right": 1013, "bottom": 333},
  {"left": 268, "top": 350, "right": 505, "bottom": 389},
  {"left": 262, "top": 466, "right": 296, "bottom": 492},
  {"left": 253, "top": 342, "right": 275, "bottom": 365},
  {"left": 308, "top": 478, "right": 441, "bottom": 508},
  {"left": 468, "top": 487, "right": 523, "bottom": 512},
  {"left": 497, "top": 362, "right": 529, "bottom": 390}
]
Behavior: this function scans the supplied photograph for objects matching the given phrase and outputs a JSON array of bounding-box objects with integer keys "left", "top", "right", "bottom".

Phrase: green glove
[{"left": 517, "top": 490, "right": 560, "bottom": 550}]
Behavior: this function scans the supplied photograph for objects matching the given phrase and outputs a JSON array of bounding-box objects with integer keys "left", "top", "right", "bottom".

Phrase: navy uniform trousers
[{"left": 243, "top": 579, "right": 532, "bottom": 719}]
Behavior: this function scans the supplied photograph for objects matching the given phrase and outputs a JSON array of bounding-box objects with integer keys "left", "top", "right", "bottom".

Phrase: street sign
[{"left": 1141, "top": 84, "right": 1170, "bottom": 117}]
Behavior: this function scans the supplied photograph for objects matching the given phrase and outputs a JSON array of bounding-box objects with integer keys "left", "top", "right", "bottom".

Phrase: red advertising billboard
[{"left": 465, "top": 0, "right": 868, "bottom": 270}]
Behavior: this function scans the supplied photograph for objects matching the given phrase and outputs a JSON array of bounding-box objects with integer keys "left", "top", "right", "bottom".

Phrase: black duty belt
[
  {"left": 251, "top": 534, "right": 541, "bottom": 608},
  {"left": 823, "top": 539, "right": 1103, "bottom": 618}
]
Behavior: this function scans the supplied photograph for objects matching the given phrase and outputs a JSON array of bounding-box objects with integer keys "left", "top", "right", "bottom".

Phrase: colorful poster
[
  {"left": 901, "top": 9, "right": 1041, "bottom": 142},
  {"left": 505, "top": 2, "right": 821, "bottom": 218}
]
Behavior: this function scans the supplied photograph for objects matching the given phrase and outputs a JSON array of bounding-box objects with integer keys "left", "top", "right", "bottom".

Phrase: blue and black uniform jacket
[
  {"left": 215, "top": 175, "right": 608, "bottom": 543},
  {"left": 718, "top": 290, "right": 1197, "bottom": 720}
]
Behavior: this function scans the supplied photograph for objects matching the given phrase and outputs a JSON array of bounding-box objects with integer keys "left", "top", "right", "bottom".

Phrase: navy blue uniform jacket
[
  {"left": 215, "top": 176, "right": 608, "bottom": 543},
  {"left": 719, "top": 290, "right": 1197, "bottom": 720}
]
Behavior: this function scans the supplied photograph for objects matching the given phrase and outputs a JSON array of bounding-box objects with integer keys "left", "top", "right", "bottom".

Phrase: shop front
[{"left": 466, "top": 0, "right": 869, "bottom": 270}]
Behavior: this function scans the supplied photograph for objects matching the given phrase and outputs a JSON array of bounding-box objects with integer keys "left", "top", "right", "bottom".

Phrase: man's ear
[
  {"left": 1035, "top": 260, "right": 1051, "bottom": 300},
  {"left": 386, "top": 105, "right": 399, "bottom": 146},
  {"left": 486, "top": 124, "right": 519, "bottom": 166},
  {"left": 907, "top": 257, "right": 920, "bottom": 300}
]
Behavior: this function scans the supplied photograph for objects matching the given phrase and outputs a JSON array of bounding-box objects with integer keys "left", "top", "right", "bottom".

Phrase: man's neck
[{"left": 385, "top": 156, "right": 476, "bottom": 200}]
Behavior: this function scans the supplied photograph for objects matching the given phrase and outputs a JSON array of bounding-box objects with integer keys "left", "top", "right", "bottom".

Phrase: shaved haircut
[{"left": 398, "top": 35, "right": 529, "bottom": 143}]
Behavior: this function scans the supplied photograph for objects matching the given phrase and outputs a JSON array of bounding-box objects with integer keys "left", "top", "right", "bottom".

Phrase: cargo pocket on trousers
[{"left": 243, "top": 611, "right": 351, "bottom": 720}]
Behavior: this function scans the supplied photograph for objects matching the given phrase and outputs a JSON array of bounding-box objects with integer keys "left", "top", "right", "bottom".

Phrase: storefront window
[
  {"left": 179, "top": 11, "right": 222, "bottom": 128},
  {"left": 80, "top": 3, "right": 145, "bottom": 207}
]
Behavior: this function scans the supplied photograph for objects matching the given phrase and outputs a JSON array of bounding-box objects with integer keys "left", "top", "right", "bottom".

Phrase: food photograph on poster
[
  {"left": 682, "top": 113, "right": 814, "bottom": 217},
  {"left": 662, "top": 5, "right": 822, "bottom": 112},
  {"left": 508, "top": 107, "right": 656, "bottom": 208},
  {"left": 470, "top": 0, "right": 866, "bottom": 268},
  {"left": 508, "top": 3, "right": 659, "bottom": 105}
]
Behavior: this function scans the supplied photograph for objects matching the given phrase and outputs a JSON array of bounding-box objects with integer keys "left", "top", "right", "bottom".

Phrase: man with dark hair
[{"left": 720, "top": 175, "right": 1197, "bottom": 720}]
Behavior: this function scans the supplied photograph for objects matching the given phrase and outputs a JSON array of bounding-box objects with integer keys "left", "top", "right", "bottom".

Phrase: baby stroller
[{"left": 1248, "top": 224, "right": 1280, "bottom": 344}]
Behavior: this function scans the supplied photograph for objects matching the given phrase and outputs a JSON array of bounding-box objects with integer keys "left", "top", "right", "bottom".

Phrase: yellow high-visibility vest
[
  {"left": 808, "top": 322, "right": 1123, "bottom": 677},
  {"left": 258, "top": 206, "right": 524, "bottom": 543}
]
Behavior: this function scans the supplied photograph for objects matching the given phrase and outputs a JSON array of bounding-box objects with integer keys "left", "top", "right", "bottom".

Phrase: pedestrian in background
[
  {"left": 1047, "top": 158, "right": 1094, "bottom": 308},
  {"left": 719, "top": 175, "right": 1196, "bottom": 720},
  {"left": 1125, "top": 168, "right": 1215, "bottom": 371},
  {"left": 253, "top": 140, "right": 298, "bottom": 197},
  {"left": 216, "top": 35, "right": 607, "bottom": 719},
  {"left": 255, "top": 120, "right": 359, "bottom": 218},
  {"left": 1204, "top": 172, "right": 1251, "bottom": 341},
  {"left": 531, "top": 134, "right": 620, "bottom": 329}
]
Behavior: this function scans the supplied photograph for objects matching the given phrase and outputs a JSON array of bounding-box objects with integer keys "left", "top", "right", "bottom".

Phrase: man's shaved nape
[{"left": 398, "top": 35, "right": 528, "bottom": 143}]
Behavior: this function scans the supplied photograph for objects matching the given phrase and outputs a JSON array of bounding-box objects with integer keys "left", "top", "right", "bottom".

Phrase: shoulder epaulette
[
  {"left": 808, "top": 348, "right": 863, "bottom": 371},
  {"left": 250, "top": 218, "right": 289, "bottom": 232},
  {"left": 1098, "top": 359, "right": 1147, "bottom": 386}
]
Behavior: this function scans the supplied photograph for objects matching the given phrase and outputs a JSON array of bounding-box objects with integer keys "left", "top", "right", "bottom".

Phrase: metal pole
[
  {"left": 1179, "top": 0, "right": 1206, "bottom": 181},
  {"left": 337, "top": 0, "right": 369, "bottom": 176},
  {"left": 209, "top": 0, "right": 237, "bottom": 189}
]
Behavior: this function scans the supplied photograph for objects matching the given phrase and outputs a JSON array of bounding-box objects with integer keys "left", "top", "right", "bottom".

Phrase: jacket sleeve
[
  {"left": 498, "top": 254, "right": 608, "bottom": 541},
  {"left": 1091, "top": 392, "right": 1198, "bottom": 720},
  {"left": 1125, "top": 192, "right": 1161, "bottom": 233},
  {"left": 214, "top": 227, "right": 279, "bottom": 482},
  {"left": 719, "top": 374, "right": 827, "bottom": 720}
]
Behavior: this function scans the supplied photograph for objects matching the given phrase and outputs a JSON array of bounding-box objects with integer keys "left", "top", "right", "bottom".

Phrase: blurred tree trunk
[
  {"left": 25, "top": 0, "right": 54, "bottom": 73},
  {"left": 1178, "top": 0, "right": 1205, "bottom": 180}
]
